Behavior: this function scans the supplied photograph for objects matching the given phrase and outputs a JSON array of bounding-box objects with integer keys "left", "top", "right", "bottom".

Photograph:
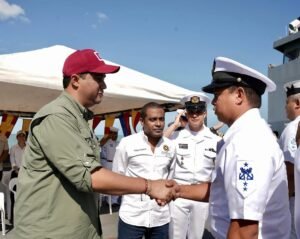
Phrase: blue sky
[{"left": 0, "top": 0, "right": 299, "bottom": 136}]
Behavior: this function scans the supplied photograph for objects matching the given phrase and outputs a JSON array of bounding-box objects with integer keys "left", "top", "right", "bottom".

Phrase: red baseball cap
[{"left": 63, "top": 49, "right": 120, "bottom": 77}]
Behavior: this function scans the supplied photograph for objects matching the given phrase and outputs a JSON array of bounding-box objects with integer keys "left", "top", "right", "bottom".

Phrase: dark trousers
[
  {"left": 10, "top": 170, "right": 18, "bottom": 224},
  {"left": 118, "top": 217, "right": 169, "bottom": 239}
]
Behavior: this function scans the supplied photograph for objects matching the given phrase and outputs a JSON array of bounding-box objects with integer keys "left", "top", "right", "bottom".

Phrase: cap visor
[
  {"left": 91, "top": 64, "right": 120, "bottom": 74},
  {"left": 202, "top": 82, "right": 233, "bottom": 93}
]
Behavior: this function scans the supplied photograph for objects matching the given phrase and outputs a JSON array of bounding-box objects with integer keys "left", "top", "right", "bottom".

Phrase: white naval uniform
[
  {"left": 279, "top": 115, "right": 300, "bottom": 239},
  {"left": 209, "top": 109, "right": 291, "bottom": 239},
  {"left": 112, "top": 131, "right": 176, "bottom": 227},
  {"left": 295, "top": 148, "right": 300, "bottom": 238},
  {"left": 169, "top": 125, "right": 220, "bottom": 239},
  {"left": 10, "top": 143, "right": 25, "bottom": 170},
  {"left": 100, "top": 139, "right": 119, "bottom": 204}
]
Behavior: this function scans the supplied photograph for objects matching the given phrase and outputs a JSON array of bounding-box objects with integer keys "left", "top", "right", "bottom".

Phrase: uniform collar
[
  {"left": 223, "top": 108, "right": 261, "bottom": 142},
  {"left": 180, "top": 124, "right": 209, "bottom": 139},
  {"left": 61, "top": 91, "right": 94, "bottom": 121}
]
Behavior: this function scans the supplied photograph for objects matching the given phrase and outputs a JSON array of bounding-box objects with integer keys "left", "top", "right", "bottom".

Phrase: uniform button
[{"left": 83, "top": 161, "right": 91, "bottom": 167}]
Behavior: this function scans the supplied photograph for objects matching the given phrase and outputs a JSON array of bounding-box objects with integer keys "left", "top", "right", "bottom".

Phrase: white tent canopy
[{"left": 0, "top": 45, "right": 194, "bottom": 116}]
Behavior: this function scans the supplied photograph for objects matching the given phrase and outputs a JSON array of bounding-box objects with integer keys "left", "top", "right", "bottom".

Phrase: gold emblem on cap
[
  {"left": 163, "top": 145, "right": 169, "bottom": 151},
  {"left": 237, "top": 77, "right": 242, "bottom": 82},
  {"left": 191, "top": 96, "right": 200, "bottom": 103}
]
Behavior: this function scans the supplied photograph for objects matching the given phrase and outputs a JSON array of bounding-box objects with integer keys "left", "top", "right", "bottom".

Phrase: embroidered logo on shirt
[
  {"left": 237, "top": 161, "right": 255, "bottom": 198},
  {"left": 163, "top": 145, "right": 169, "bottom": 151},
  {"left": 178, "top": 143, "right": 188, "bottom": 149}
]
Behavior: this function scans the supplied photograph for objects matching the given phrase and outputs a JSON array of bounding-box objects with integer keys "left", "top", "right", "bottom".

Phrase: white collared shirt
[
  {"left": 100, "top": 139, "right": 118, "bottom": 162},
  {"left": 209, "top": 108, "right": 290, "bottom": 239},
  {"left": 112, "top": 131, "right": 176, "bottom": 227},
  {"left": 279, "top": 115, "right": 300, "bottom": 164},
  {"left": 170, "top": 125, "right": 220, "bottom": 185},
  {"left": 10, "top": 143, "right": 26, "bottom": 169},
  {"left": 295, "top": 148, "right": 300, "bottom": 238}
]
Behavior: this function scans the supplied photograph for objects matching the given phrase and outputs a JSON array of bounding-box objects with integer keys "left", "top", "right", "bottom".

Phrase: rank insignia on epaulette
[{"left": 163, "top": 145, "right": 169, "bottom": 151}]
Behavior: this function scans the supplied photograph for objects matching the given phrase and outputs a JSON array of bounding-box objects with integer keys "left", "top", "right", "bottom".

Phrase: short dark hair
[
  {"left": 228, "top": 86, "right": 262, "bottom": 108},
  {"left": 63, "top": 73, "right": 88, "bottom": 89},
  {"left": 63, "top": 76, "right": 71, "bottom": 89},
  {"left": 140, "top": 102, "right": 165, "bottom": 119}
]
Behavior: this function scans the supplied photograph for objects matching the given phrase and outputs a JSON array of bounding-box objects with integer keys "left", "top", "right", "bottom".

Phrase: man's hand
[{"left": 148, "top": 179, "right": 178, "bottom": 206}]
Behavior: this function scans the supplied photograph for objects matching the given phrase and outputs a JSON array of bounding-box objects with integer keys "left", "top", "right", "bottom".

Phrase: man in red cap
[{"left": 14, "top": 49, "right": 176, "bottom": 239}]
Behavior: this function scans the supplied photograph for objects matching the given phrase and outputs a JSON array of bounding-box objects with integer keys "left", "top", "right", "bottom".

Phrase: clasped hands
[{"left": 147, "top": 179, "right": 180, "bottom": 206}]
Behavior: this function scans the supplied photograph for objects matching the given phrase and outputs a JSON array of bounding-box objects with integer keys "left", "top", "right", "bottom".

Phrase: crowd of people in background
[{"left": 0, "top": 48, "right": 299, "bottom": 239}]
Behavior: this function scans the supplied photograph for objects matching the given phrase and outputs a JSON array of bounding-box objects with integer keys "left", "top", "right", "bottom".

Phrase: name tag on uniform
[
  {"left": 178, "top": 143, "right": 188, "bottom": 149},
  {"left": 134, "top": 148, "right": 147, "bottom": 152}
]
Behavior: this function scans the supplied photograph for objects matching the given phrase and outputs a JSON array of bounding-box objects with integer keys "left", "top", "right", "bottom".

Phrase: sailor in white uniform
[
  {"left": 168, "top": 93, "right": 220, "bottom": 239},
  {"left": 100, "top": 126, "right": 119, "bottom": 204},
  {"left": 174, "top": 56, "right": 291, "bottom": 239},
  {"left": 279, "top": 80, "right": 300, "bottom": 239}
]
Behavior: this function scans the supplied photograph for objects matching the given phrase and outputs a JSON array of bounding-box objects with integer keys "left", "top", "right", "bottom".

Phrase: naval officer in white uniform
[
  {"left": 100, "top": 126, "right": 120, "bottom": 204},
  {"left": 279, "top": 80, "right": 300, "bottom": 239},
  {"left": 168, "top": 93, "right": 220, "bottom": 239},
  {"left": 173, "top": 56, "right": 291, "bottom": 239}
]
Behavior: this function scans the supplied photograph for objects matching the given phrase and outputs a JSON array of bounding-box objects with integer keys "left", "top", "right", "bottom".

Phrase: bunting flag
[
  {"left": 104, "top": 115, "right": 116, "bottom": 135},
  {"left": 0, "top": 114, "right": 19, "bottom": 138},
  {"left": 131, "top": 110, "right": 141, "bottom": 133},
  {"left": 22, "top": 119, "right": 32, "bottom": 133},
  {"left": 119, "top": 112, "right": 132, "bottom": 136},
  {"left": 92, "top": 116, "right": 102, "bottom": 130}
]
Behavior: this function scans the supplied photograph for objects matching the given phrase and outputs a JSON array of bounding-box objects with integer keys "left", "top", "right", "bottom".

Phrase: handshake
[{"left": 145, "top": 179, "right": 181, "bottom": 206}]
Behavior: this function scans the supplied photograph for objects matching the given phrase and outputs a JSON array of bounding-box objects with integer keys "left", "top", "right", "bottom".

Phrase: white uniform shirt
[
  {"left": 170, "top": 125, "right": 220, "bottom": 185},
  {"left": 100, "top": 139, "right": 118, "bottom": 162},
  {"left": 112, "top": 131, "right": 176, "bottom": 227},
  {"left": 279, "top": 115, "right": 300, "bottom": 164},
  {"left": 10, "top": 143, "right": 26, "bottom": 169},
  {"left": 0, "top": 134, "right": 9, "bottom": 171},
  {"left": 295, "top": 148, "right": 300, "bottom": 238},
  {"left": 209, "top": 109, "right": 290, "bottom": 239}
]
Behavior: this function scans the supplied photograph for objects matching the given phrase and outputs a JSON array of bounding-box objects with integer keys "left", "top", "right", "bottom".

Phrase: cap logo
[
  {"left": 93, "top": 51, "right": 104, "bottom": 63},
  {"left": 191, "top": 96, "right": 200, "bottom": 103},
  {"left": 237, "top": 77, "right": 242, "bottom": 82}
]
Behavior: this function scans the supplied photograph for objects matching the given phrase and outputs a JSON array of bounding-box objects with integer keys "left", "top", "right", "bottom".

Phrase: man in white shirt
[
  {"left": 0, "top": 128, "right": 9, "bottom": 181},
  {"left": 9, "top": 129, "right": 26, "bottom": 224},
  {"left": 10, "top": 130, "right": 27, "bottom": 175},
  {"left": 279, "top": 80, "right": 300, "bottom": 239},
  {"left": 100, "top": 126, "right": 119, "bottom": 205},
  {"left": 167, "top": 93, "right": 220, "bottom": 239},
  {"left": 113, "top": 102, "right": 176, "bottom": 239},
  {"left": 173, "top": 56, "right": 291, "bottom": 238}
]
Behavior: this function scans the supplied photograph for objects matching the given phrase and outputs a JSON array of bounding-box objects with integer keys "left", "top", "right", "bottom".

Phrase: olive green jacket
[{"left": 14, "top": 92, "right": 102, "bottom": 239}]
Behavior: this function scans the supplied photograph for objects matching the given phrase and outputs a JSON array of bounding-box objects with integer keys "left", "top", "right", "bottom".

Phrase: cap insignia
[{"left": 191, "top": 96, "right": 200, "bottom": 104}]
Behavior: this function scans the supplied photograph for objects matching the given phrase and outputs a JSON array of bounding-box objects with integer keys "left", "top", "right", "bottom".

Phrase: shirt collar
[
  {"left": 223, "top": 108, "right": 261, "bottom": 142},
  {"left": 61, "top": 91, "right": 94, "bottom": 121}
]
